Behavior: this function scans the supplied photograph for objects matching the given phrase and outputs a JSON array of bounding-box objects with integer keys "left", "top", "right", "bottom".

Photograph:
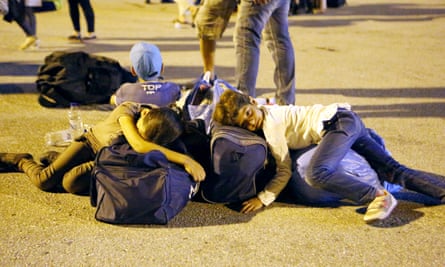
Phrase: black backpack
[
  {"left": 91, "top": 140, "right": 198, "bottom": 225},
  {"left": 36, "top": 51, "right": 136, "bottom": 108}
]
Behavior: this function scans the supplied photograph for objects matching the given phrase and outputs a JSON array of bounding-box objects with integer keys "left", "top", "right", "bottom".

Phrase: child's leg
[
  {"left": 306, "top": 110, "right": 379, "bottom": 204},
  {"left": 62, "top": 161, "right": 95, "bottom": 194},
  {"left": 19, "top": 140, "right": 95, "bottom": 192},
  {"left": 352, "top": 128, "right": 445, "bottom": 202}
]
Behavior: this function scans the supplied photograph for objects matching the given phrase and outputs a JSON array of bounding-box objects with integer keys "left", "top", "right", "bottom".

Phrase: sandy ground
[{"left": 0, "top": 0, "right": 444, "bottom": 266}]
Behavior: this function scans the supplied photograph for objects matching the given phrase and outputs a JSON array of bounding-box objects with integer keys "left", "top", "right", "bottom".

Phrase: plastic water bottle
[
  {"left": 68, "top": 102, "right": 84, "bottom": 140},
  {"left": 44, "top": 129, "right": 72, "bottom": 147}
]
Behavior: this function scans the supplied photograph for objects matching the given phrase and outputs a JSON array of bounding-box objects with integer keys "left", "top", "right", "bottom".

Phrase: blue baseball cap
[{"left": 129, "top": 42, "right": 163, "bottom": 81}]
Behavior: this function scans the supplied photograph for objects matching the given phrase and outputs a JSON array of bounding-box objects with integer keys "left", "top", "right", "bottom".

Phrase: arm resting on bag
[{"left": 118, "top": 115, "right": 206, "bottom": 182}]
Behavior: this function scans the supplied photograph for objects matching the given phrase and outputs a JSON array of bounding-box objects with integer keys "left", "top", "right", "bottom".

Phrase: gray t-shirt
[{"left": 86, "top": 102, "right": 153, "bottom": 152}]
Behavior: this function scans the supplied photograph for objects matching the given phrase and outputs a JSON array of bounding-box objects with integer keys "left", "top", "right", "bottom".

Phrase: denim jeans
[
  {"left": 306, "top": 109, "right": 382, "bottom": 203},
  {"left": 306, "top": 109, "right": 445, "bottom": 203},
  {"left": 234, "top": 0, "right": 296, "bottom": 105}
]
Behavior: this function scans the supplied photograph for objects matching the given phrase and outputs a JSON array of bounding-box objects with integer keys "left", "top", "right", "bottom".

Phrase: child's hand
[
  {"left": 240, "top": 197, "right": 264, "bottom": 213},
  {"left": 183, "top": 156, "right": 206, "bottom": 182}
]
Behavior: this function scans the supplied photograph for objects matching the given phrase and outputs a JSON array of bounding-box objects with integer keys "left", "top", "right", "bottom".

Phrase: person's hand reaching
[{"left": 240, "top": 197, "right": 264, "bottom": 213}]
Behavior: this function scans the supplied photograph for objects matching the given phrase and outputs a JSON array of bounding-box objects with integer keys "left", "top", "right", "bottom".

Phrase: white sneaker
[{"left": 364, "top": 190, "right": 397, "bottom": 222}]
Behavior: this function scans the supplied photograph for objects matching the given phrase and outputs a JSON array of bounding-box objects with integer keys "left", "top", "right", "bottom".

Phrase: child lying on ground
[
  {"left": 0, "top": 102, "right": 205, "bottom": 194},
  {"left": 212, "top": 90, "right": 445, "bottom": 222}
]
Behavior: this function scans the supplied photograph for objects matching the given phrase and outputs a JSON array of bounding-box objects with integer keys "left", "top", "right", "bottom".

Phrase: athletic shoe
[
  {"left": 364, "top": 190, "right": 397, "bottom": 222},
  {"left": 83, "top": 34, "right": 97, "bottom": 40},
  {"left": 19, "top": 36, "right": 37, "bottom": 50},
  {"left": 33, "top": 38, "right": 41, "bottom": 49}
]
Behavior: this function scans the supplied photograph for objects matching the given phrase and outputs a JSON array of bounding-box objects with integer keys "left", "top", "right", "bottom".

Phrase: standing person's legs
[
  {"left": 16, "top": 7, "right": 36, "bottom": 36},
  {"left": 16, "top": 7, "right": 38, "bottom": 50},
  {"left": 195, "top": 0, "right": 237, "bottom": 80},
  {"left": 78, "top": 0, "right": 95, "bottom": 35},
  {"left": 263, "top": 0, "right": 295, "bottom": 105},
  {"left": 306, "top": 110, "right": 378, "bottom": 203},
  {"left": 18, "top": 140, "right": 95, "bottom": 193},
  {"left": 199, "top": 38, "right": 216, "bottom": 75},
  {"left": 234, "top": 0, "right": 272, "bottom": 99},
  {"left": 174, "top": 0, "right": 194, "bottom": 24},
  {"left": 68, "top": 0, "right": 81, "bottom": 38}
]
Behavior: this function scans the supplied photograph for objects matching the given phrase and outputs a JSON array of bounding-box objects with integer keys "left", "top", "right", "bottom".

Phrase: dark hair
[
  {"left": 139, "top": 107, "right": 184, "bottom": 146},
  {"left": 213, "top": 90, "right": 251, "bottom": 127}
]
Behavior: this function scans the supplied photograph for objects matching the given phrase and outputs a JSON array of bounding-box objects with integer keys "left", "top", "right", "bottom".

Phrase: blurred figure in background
[
  {"left": 172, "top": 0, "right": 199, "bottom": 28},
  {"left": 67, "top": 0, "right": 96, "bottom": 40},
  {"left": 3, "top": 0, "right": 42, "bottom": 50}
]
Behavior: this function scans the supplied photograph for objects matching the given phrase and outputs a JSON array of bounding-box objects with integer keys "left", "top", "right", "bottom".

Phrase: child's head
[
  {"left": 129, "top": 42, "right": 163, "bottom": 81},
  {"left": 213, "top": 90, "right": 264, "bottom": 131},
  {"left": 137, "top": 106, "right": 183, "bottom": 146}
]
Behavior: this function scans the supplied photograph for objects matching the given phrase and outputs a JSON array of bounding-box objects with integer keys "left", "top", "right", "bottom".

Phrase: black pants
[{"left": 68, "top": 0, "right": 95, "bottom": 32}]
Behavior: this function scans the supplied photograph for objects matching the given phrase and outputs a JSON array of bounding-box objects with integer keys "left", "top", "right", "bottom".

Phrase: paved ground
[{"left": 1, "top": 0, "right": 444, "bottom": 266}]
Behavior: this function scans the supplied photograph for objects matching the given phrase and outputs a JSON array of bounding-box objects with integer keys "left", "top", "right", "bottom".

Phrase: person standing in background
[
  {"left": 194, "top": 0, "right": 238, "bottom": 82},
  {"left": 67, "top": 0, "right": 96, "bottom": 40},
  {"left": 172, "top": 0, "right": 199, "bottom": 28},
  {"left": 234, "top": 0, "right": 296, "bottom": 105},
  {"left": 5, "top": 0, "right": 42, "bottom": 50}
]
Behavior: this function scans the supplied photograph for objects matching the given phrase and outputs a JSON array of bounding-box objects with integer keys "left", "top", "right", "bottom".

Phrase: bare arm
[{"left": 119, "top": 115, "right": 206, "bottom": 182}]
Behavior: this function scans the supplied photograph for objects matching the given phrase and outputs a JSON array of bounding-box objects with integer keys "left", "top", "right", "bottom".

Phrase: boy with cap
[{"left": 110, "top": 42, "right": 181, "bottom": 107}]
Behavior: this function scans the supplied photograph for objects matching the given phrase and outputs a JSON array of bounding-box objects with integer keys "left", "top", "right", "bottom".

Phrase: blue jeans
[
  {"left": 306, "top": 109, "right": 445, "bottom": 204},
  {"left": 234, "top": 0, "right": 296, "bottom": 105}
]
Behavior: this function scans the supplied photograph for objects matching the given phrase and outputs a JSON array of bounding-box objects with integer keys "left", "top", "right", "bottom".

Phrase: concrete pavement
[{"left": 1, "top": 0, "right": 444, "bottom": 266}]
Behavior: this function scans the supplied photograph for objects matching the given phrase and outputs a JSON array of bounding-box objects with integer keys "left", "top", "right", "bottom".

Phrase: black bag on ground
[
  {"left": 91, "top": 141, "right": 198, "bottom": 225},
  {"left": 199, "top": 124, "right": 269, "bottom": 204},
  {"left": 36, "top": 51, "right": 136, "bottom": 108},
  {"left": 327, "top": 0, "right": 346, "bottom": 8}
]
